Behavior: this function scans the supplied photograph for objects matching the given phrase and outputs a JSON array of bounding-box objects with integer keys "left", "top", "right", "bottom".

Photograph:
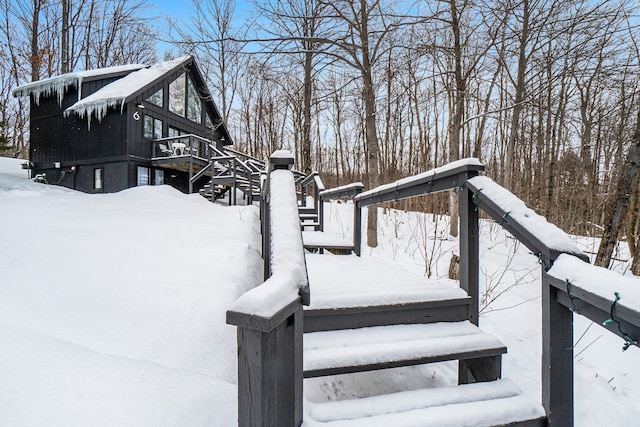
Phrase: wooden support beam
[
  {"left": 459, "top": 355, "right": 502, "bottom": 384},
  {"left": 542, "top": 268, "right": 574, "bottom": 426},
  {"left": 235, "top": 307, "right": 303, "bottom": 427},
  {"left": 459, "top": 171, "right": 480, "bottom": 326},
  {"left": 353, "top": 203, "right": 362, "bottom": 256}
]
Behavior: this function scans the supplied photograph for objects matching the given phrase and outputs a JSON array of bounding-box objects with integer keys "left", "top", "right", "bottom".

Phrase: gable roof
[
  {"left": 64, "top": 55, "right": 192, "bottom": 121},
  {"left": 13, "top": 55, "right": 233, "bottom": 145},
  {"left": 12, "top": 64, "right": 146, "bottom": 106}
]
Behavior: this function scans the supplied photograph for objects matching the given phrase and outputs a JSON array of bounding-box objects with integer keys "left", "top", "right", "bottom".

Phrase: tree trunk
[
  {"left": 61, "top": 0, "right": 70, "bottom": 74},
  {"left": 504, "top": 0, "right": 529, "bottom": 191},
  {"left": 30, "top": 0, "right": 41, "bottom": 81},
  {"left": 595, "top": 108, "right": 640, "bottom": 268},
  {"left": 447, "top": 0, "right": 463, "bottom": 237},
  {"left": 302, "top": 48, "right": 313, "bottom": 174},
  {"left": 361, "top": 0, "right": 379, "bottom": 248}
]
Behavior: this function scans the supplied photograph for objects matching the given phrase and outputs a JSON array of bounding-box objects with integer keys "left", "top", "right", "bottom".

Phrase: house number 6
[{"left": 133, "top": 111, "right": 140, "bottom": 121}]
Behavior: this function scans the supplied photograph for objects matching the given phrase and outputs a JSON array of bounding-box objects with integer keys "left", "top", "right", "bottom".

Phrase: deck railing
[
  {"left": 152, "top": 134, "right": 222, "bottom": 160},
  {"left": 317, "top": 182, "right": 364, "bottom": 231},
  {"left": 226, "top": 151, "right": 309, "bottom": 427}
]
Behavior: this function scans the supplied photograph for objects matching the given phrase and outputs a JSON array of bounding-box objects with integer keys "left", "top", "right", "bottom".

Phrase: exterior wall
[{"left": 29, "top": 80, "right": 128, "bottom": 190}]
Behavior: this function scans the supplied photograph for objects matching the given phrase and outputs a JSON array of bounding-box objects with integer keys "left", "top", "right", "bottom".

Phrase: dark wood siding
[{"left": 30, "top": 83, "right": 128, "bottom": 169}]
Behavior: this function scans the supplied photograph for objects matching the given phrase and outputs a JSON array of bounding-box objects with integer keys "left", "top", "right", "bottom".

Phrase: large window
[
  {"left": 143, "top": 115, "right": 163, "bottom": 140},
  {"left": 168, "top": 73, "right": 186, "bottom": 117},
  {"left": 168, "top": 72, "right": 203, "bottom": 124},
  {"left": 186, "top": 75, "right": 202, "bottom": 123},
  {"left": 168, "top": 127, "right": 182, "bottom": 138},
  {"left": 137, "top": 166, "right": 150, "bottom": 186},
  {"left": 94, "top": 168, "right": 103, "bottom": 190},
  {"left": 205, "top": 112, "right": 214, "bottom": 130},
  {"left": 154, "top": 169, "right": 164, "bottom": 185},
  {"left": 146, "top": 88, "right": 164, "bottom": 108}
]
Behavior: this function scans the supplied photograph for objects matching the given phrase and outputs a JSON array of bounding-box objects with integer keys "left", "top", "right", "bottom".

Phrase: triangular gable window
[
  {"left": 169, "top": 73, "right": 186, "bottom": 117},
  {"left": 168, "top": 71, "right": 203, "bottom": 125},
  {"left": 205, "top": 112, "right": 214, "bottom": 129},
  {"left": 186, "top": 75, "right": 202, "bottom": 124},
  {"left": 146, "top": 88, "right": 163, "bottom": 108}
]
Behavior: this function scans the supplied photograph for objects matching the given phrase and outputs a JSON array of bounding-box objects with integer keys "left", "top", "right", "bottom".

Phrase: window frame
[
  {"left": 143, "top": 115, "right": 163, "bottom": 140},
  {"left": 137, "top": 166, "right": 150, "bottom": 186},
  {"left": 93, "top": 167, "right": 103, "bottom": 190}
]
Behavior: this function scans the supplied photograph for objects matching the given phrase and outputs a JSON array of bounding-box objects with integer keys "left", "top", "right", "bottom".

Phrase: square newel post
[
  {"left": 542, "top": 265, "right": 574, "bottom": 426},
  {"left": 458, "top": 171, "right": 479, "bottom": 326},
  {"left": 318, "top": 194, "right": 325, "bottom": 232},
  {"left": 233, "top": 306, "right": 304, "bottom": 427},
  {"left": 353, "top": 200, "right": 362, "bottom": 256}
]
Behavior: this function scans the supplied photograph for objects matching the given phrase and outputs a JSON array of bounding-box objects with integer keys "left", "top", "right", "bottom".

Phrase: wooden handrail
[
  {"left": 319, "top": 182, "right": 364, "bottom": 200},
  {"left": 355, "top": 158, "right": 484, "bottom": 207},
  {"left": 353, "top": 158, "right": 485, "bottom": 257},
  {"left": 316, "top": 182, "right": 364, "bottom": 232},
  {"left": 466, "top": 176, "right": 589, "bottom": 263}
]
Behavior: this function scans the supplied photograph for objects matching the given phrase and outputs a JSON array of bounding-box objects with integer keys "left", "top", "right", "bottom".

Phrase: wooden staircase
[
  {"left": 303, "top": 379, "right": 545, "bottom": 426},
  {"left": 300, "top": 252, "right": 545, "bottom": 426},
  {"left": 279, "top": 159, "right": 545, "bottom": 425},
  {"left": 227, "top": 153, "right": 640, "bottom": 427}
]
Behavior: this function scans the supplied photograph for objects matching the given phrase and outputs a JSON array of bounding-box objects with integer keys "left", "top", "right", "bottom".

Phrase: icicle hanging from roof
[
  {"left": 11, "top": 64, "right": 146, "bottom": 107},
  {"left": 63, "top": 56, "right": 192, "bottom": 128}
]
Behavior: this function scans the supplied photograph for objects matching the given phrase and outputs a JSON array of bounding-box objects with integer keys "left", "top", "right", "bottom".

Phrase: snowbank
[{"left": 0, "top": 161, "right": 262, "bottom": 426}]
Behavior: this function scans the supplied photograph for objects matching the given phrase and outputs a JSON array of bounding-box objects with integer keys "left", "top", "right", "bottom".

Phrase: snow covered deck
[{"left": 305, "top": 254, "right": 468, "bottom": 310}]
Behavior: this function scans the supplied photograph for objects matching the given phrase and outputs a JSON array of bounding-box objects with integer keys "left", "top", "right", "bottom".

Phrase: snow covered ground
[
  {"left": 1, "top": 155, "right": 639, "bottom": 425},
  {"left": 0, "top": 157, "right": 262, "bottom": 426}
]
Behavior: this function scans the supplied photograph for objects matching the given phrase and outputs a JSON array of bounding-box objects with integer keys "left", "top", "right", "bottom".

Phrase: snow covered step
[
  {"left": 300, "top": 212, "right": 319, "bottom": 220},
  {"left": 301, "top": 222, "right": 321, "bottom": 231},
  {"left": 303, "top": 231, "right": 354, "bottom": 253},
  {"left": 304, "top": 254, "right": 470, "bottom": 331},
  {"left": 304, "top": 321, "right": 506, "bottom": 378},
  {"left": 303, "top": 379, "right": 546, "bottom": 427}
]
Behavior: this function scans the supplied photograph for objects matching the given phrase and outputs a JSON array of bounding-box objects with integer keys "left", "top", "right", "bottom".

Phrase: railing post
[
  {"left": 542, "top": 265, "right": 574, "bottom": 426},
  {"left": 354, "top": 201, "right": 362, "bottom": 256},
  {"left": 261, "top": 178, "right": 271, "bottom": 279},
  {"left": 313, "top": 184, "right": 320, "bottom": 218},
  {"left": 300, "top": 185, "right": 307, "bottom": 207},
  {"left": 319, "top": 194, "right": 324, "bottom": 232},
  {"left": 232, "top": 159, "right": 237, "bottom": 206},
  {"left": 459, "top": 171, "right": 479, "bottom": 326},
  {"left": 235, "top": 306, "right": 303, "bottom": 427},
  {"left": 263, "top": 152, "right": 295, "bottom": 280}
]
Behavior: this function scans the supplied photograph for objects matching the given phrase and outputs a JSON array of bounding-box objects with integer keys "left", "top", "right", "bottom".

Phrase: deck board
[{"left": 305, "top": 254, "right": 468, "bottom": 310}]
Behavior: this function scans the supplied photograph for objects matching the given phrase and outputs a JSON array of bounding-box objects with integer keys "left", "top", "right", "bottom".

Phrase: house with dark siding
[{"left": 13, "top": 55, "right": 232, "bottom": 194}]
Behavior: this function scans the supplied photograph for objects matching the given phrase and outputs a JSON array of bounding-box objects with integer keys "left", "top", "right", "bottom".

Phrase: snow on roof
[
  {"left": 64, "top": 56, "right": 192, "bottom": 123},
  {"left": 12, "top": 64, "right": 146, "bottom": 106}
]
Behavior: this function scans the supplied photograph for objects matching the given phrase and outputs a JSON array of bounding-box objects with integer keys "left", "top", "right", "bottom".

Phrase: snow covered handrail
[
  {"left": 355, "top": 158, "right": 484, "bottom": 207},
  {"left": 227, "top": 152, "right": 309, "bottom": 330},
  {"left": 319, "top": 182, "right": 365, "bottom": 200},
  {"left": 466, "top": 176, "right": 589, "bottom": 264},
  {"left": 298, "top": 172, "right": 325, "bottom": 220},
  {"left": 547, "top": 254, "right": 640, "bottom": 349},
  {"left": 352, "top": 158, "right": 485, "bottom": 257},
  {"left": 226, "top": 151, "right": 307, "bottom": 427}
]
